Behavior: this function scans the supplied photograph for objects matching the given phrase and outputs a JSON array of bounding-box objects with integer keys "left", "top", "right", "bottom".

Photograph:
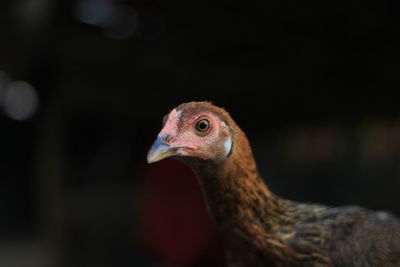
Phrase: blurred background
[{"left": 1, "top": 0, "right": 400, "bottom": 266}]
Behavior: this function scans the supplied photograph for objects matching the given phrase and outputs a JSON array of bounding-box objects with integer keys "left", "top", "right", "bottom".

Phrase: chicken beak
[{"left": 147, "top": 135, "right": 178, "bottom": 164}]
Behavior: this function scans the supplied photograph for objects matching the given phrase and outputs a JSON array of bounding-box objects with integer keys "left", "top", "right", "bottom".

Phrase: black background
[{"left": 0, "top": 0, "right": 400, "bottom": 266}]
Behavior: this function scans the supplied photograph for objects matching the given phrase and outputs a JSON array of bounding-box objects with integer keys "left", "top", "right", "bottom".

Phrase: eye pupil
[
  {"left": 199, "top": 121, "right": 207, "bottom": 129},
  {"left": 195, "top": 119, "right": 210, "bottom": 132}
]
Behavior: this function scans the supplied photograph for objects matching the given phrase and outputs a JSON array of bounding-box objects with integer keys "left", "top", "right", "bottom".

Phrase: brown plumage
[{"left": 147, "top": 101, "right": 400, "bottom": 267}]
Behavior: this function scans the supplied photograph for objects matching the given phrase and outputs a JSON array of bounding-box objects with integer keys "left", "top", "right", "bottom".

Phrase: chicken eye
[{"left": 195, "top": 119, "right": 210, "bottom": 133}]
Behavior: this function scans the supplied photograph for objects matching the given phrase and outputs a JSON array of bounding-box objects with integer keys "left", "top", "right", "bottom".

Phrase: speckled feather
[{"left": 155, "top": 102, "right": 400, "bottom": 267}]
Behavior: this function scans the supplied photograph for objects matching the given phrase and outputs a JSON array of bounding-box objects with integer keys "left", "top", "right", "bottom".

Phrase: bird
[{"left": 147, "top": 101, "right": 400, "bottom": 267}]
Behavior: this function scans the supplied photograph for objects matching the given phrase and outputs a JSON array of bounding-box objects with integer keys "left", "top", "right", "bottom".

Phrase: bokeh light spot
[
  {"left": 103, "top": 5, "right": 139, "bottom": 40},
  {"left": 76, "top": 0, "right": 139, "bottom": 40},
  {"left": 4, "top": 81, "right": 39, "bottom": 121}
]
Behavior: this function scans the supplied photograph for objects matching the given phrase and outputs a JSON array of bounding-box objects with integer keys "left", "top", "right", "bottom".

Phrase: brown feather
[{"left": 151, "top": 102, "right": 400, "bottom": 267}]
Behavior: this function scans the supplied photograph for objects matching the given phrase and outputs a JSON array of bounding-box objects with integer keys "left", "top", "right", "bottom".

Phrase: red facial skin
[{"left": 159, "top": 109, "right": 229, "bottom": 161}]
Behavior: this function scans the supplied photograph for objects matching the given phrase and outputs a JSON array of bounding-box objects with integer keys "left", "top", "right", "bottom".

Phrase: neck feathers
[{"left": 189, "top": 123, "right": 287, "bottom": 231}]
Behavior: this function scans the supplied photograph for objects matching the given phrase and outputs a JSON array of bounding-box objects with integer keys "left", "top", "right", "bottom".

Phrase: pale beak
[{"left": 147, "top": 136, "right": 178, "bottom": 164}]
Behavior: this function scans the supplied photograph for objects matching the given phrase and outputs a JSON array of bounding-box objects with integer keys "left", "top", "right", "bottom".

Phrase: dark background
[{"left": 1, "top": 0, "right": 400, "bottom": 266}]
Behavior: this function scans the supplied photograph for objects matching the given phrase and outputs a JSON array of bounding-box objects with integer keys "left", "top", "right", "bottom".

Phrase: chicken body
[
  {"left": 147, "top": 101, "right": 400, "bottom": 267},
  {"left": 231, "top": 202, "right": 400, "bottom": 267}
]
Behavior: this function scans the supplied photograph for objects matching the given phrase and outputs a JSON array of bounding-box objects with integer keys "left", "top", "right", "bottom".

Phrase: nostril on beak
[{"left": 164, "top": 134, "right": 173, "bottom": 143}]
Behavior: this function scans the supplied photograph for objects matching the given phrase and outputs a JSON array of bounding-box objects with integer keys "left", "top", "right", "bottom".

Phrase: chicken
[{"left": 147, "top": 101, "right": 400, "bottom": 267}]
